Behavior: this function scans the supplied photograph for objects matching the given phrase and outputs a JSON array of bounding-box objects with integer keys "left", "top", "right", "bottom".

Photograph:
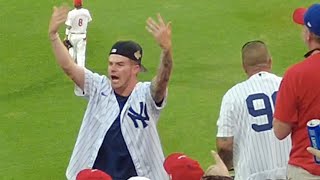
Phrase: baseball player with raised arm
[
  {"left": 65, "top": 0, "right": 92, "bottom": 95},
  {"left": 49, "top": 5, "right": 173, "bottom": 180},
  {"left": 216, "top": 41, "right": 291, "bottom": 180}
]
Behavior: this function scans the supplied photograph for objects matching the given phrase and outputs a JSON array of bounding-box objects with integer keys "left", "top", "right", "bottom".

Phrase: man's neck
[
  {"left": 247, "top": 68, "right": 271, "bottom": 78},
  {"left": 308, "top": 41, "right": 320, "bottom": 52},
  {"left": 114, "top": 81, "right": 138, "bottom": 97}
]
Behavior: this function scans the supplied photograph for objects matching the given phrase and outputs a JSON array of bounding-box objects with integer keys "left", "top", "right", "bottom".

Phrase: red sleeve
[{"left": 274, "top": 68, "right": 298, "bottom": 125}]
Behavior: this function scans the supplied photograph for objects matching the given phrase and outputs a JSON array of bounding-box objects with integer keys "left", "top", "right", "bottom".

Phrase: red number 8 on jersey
[{"left": 78, "top": 18, "right": 83, "bottom": 26}]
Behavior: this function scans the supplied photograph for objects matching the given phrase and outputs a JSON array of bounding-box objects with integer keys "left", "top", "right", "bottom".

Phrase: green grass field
[{"left": 0, "top": 0, "right": 311, "bottom": 179}]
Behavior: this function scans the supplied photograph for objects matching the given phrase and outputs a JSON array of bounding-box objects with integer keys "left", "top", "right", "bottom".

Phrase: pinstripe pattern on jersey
[
  {"left": 217, "top": 72, "right": 291, "bottom": 180},
  {"left": 66, "top": 69, "right": 169, "bottom": 180}
]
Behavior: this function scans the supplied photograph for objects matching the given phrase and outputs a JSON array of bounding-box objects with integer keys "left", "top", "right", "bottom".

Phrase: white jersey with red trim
[{"left": 65, "top": 8, "right": 92, "bottom": 34}]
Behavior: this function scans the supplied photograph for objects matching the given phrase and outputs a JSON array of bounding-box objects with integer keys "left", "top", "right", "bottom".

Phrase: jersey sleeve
[
  {"left": 145, "top": 82, "right": 168, "bottom": 110},
  {"left": 88, "top": 12, "right": 92, "bottom": 22},
  {"left": 273, "top": 68, "right": 298, "bottom": 124},
  {"left": 65, "top": 12, "right": 72, "bottom": 26},
  {"left": 83, "top": 68, "right": 110, "bottom": 99},
  {"left": 143, "top": 82, "right": 168, "bottom": 124},
  {"left": 86, "top": 10, "right": 92, "bottom": 22},
  {"left": 216, "top": 90, "right": 237, "bottom": 137}
]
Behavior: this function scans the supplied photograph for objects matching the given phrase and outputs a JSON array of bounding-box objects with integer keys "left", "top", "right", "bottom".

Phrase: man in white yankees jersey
[
  {"left": 49, "top": 5, "right": 172, "bottom": 180},
  {"left": 216, "top": 40, "right": 291, "bottom": 180},
  {"left": 65, "top": 0, "right": 92, "bottom": 95}
]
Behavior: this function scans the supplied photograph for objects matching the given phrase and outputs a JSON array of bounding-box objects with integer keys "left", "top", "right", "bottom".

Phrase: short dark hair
[
  {"left": 241, "top": 40, "right": 271, "bottom": 67},
  {"left": 75, "top": 5, "right": 82, "bottom": 9},
  {"left": 241, "top": 40, "right": 265, "bottom": 50},
  {"left": 202, "top": 175, "right": 233, "bottom": 180}
]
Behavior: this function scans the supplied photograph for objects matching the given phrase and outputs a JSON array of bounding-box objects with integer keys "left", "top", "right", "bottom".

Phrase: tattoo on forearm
[
  {"left": 220, "top": 137, "right": 231, "bottom": 141},
  {"left": 218, "top": 149, "right": 233, "bottom": 170},
  {"left": 151, "top": 49, "right": 173, "bottom": 103}
]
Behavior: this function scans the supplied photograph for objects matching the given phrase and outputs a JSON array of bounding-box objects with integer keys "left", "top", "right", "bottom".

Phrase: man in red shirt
[{"left": 273, "top": 4, "right": 320, "bottom": 179}]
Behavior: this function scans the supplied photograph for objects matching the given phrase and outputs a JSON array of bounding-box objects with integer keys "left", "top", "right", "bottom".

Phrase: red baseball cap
[
  {"left": 164, "top": 153, "right": 204, "bottom": 180},
  {"left": 292, "top": 4, "right": 320, "bottom": 36},
  {"left": 293, "top": 7, "right": 307, "bottom": 25},
  {"left": 76, "top": 169, "right": 112, "bottom": 180},
  {"left": 74, "top": 0, "right": 82, "bottom": 6}
]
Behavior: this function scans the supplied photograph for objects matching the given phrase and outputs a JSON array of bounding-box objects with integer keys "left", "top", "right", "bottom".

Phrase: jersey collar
[
  {"left": 249, "top": 71, "right": 270, "bottom": 79},
  {"left": 304, "top": 48, "right": 320, "bottom": 58}
]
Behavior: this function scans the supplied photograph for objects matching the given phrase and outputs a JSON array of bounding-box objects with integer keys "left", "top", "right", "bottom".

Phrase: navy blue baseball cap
[
  {"left": 293, "top": 4, "right": 320, "bottom": 36},
  {"left": 109, "top": 40, "right": 147, "bottom": 72}
]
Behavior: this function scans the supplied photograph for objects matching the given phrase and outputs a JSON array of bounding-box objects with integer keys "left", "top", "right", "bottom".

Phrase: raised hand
[
  {"left": 146, "top": 14, "right": 172, "bottom": 51},
  {"left": 49, "top": 5, "right": 69, "bottom": 37},
  {"left": 204, "top": 151, "right": 230, "bottom": 177},
  {"left": 307, "top": 147, "right": 320, "bottom": 159}
]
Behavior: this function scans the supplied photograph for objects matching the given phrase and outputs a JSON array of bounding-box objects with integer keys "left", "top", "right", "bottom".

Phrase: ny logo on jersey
[{"left": 128, "top": 102, "right": 149, "bottom": 128}]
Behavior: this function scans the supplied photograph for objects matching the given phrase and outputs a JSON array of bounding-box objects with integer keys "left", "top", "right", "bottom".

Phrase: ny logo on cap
[
  {"left": 134, "top": 51, "right": 142, "bottom": 60},
  {"left": 128, "top": 102, "right": 149, "bottom": 128}
]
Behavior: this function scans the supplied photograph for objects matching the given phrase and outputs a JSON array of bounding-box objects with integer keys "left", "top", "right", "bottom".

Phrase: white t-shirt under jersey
[{"left": 217, "top": 71, "right": 291, "bottom": 180}]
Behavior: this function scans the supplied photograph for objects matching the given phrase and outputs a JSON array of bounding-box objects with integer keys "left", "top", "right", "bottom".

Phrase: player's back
[
  {"left": 225, "top": 72, "right": 291, "bottom": 180},
  {"left": 66, "top": 8, "right": 92, "bottom": 33}
]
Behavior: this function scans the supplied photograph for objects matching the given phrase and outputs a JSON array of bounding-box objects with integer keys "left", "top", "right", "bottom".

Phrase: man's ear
[
  {"left": 303, "top": 26, "right": 311, "bottom": 42},
  {"left": 133, "top": 64, "right": 141, "bottom": 74},
  {"left": 268, "top": 58, "right": 272, "bottom": 68},
  {"left": 242, "top": 62, "right": 248, "bottom": 75}
]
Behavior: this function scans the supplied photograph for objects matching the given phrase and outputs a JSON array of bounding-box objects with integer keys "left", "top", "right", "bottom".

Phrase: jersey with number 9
[{"left": 216, "top": 72, "right": 291, "bottom": 180}]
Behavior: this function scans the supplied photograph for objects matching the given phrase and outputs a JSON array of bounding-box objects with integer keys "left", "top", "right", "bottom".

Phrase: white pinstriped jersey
[
  {"left": 66, "top": 69, "right": 169, "bottom": 180},
  {"left": 65, "top": 8, "right": 92, "bottom": 34},
  {"left": 216, "top": 71, "right": 291, "bottom": 180}
]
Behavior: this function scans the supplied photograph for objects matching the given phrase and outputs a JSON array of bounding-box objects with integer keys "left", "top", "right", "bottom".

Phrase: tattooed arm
[
  {"left": 216, "top": 137, "right": 234, "bottom": 170},
  {"left": 150, "top": 48, "right": 173, "bottom": 103},
  {"left": 146, "top": 14, "right": 173, "bottom": 103},
  {"left": 49, "top": 5, "right": 85, "bottom": 90}
]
